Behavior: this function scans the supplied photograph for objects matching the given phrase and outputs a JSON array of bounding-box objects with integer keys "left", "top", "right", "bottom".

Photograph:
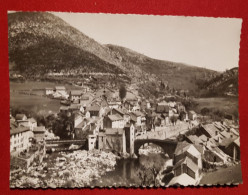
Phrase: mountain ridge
[{"left": 8, "top": 12, "right": 220, "bottom": 92}]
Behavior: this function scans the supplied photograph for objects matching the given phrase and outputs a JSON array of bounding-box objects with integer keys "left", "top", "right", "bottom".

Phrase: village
[{"left": 9, "top": 82, "right": 240, "bottom": 187}]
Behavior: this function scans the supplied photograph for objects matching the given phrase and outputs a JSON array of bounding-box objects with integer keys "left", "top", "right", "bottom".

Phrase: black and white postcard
[{"left": 8, "top": 11, "right": 242, "bottom": 188}]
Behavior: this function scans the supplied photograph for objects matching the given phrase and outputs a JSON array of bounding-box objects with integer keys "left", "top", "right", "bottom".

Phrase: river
[{"left": 91, "top": 158, "right": 141, "bottom": 187}]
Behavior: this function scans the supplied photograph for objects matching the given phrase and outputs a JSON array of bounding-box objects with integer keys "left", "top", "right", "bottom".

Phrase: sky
[{"left": 53, "top": 12, "right": 242, "bottom": 72}]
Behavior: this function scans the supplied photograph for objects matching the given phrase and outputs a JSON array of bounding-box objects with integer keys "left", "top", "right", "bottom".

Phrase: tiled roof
[
  {"left": 174, "top": 141, "right": 191, "bottom": 155},
  {"left": 87, "top": 105, "right": 101, "bottom": 112},
  {"left": 189, "top": 110, "right": 196, "bottom": 115},
  {"left": 174, "top": 156, "right": 199, "bottom": 173},
  {"left": 105, "top": 128, "right": 125, "bottom": 135},
  {"left": 194, "top": 144, "right": 204, "bottom": 155},
  {"left": 33, "top": 126, "right": 46, "bottom": 132},
  {"left": 201, "top": 124, "right": 219, "bottom": 137},
  {"left": 220, "top": 131, "right": 233, "bottom": 139},
  {"left": 234, "top": 137, "right": 240, "bottom": 147},
  {"left": 15, "top": 114, "right": 27, "bottom": 120},
  {"left": 199, "top": 134, "right": 208, "bottom": 142},
  {"left": 28, "top": 118, "right": 37, "bottom": 123},
  {"left": 75, "top": 121, "right": 85, "bottom": 129},
  {"left": 108, "top": 114, "right": 123, "bottom": 121},
  {"left": 10, "top": 126, "right": 30, "bottom": 136},
  {"left": 113, "top": 108, "right": 125, "bottom": 116},
  {"left": 10, "top": 120, "right": 18, "bottom": 130},
  {"left": 186, "top": 135, "right": 200, "bottom": 144},
  {"left": 70, "top": 90, "right": 82, "bottom": 96}
]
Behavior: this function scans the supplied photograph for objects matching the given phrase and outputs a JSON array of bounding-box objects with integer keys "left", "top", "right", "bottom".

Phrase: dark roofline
[{"left": 10, "top": 127, "right": 30, "bottom": 136}]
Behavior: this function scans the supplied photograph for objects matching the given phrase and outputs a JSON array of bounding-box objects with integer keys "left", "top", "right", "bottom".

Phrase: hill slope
[
  {"left": 106, "top": 44, "right": 218, "bottom": 90},
  {"left": 197, "top": 67, "right": 238, "bottom": 97},
  {"left": 8, "top": 12, "right": 219, "bottom": 92},
  {"left": 8, "top": 12, "right": 128, "bottom": 75}
]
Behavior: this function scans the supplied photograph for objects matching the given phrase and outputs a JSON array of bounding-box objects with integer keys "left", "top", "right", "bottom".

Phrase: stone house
[
  {"left": 70, "top": 90, "right": 83, "bottom": 102},
  {"left": 98, "top": 128, "right": 126, "bottom": 154},
  {"left": 173, "top": 141, "right": 202, "bottom": 180},
  {"left": 103, "top": 114, "right": 125, "bottom": 129}
]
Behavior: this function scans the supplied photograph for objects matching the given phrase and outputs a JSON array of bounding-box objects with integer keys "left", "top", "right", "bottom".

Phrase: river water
[
  {"left": 91, "top": 153, "right": 169, "bottom": 187},
  {"left": 91, "top": 158, "right": 141, "bottom": 187}
]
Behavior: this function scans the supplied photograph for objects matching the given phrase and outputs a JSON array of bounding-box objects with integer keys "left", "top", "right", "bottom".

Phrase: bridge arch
[{"left": 134, "top": 139, "right": 178, "bottom": 158}]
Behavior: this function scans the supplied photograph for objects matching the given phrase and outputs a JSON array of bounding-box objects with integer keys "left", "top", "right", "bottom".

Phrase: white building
[
  {"left": 45, "top": 87, "right": 54, "bottom": 95},
  {"left": 10, "top": 126, "right": 33, "bottom": 155}
]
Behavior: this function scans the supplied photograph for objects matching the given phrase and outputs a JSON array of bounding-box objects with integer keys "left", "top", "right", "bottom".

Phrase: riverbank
[{"left": 10, "top": 149, "right": 117, "bottom": 188}]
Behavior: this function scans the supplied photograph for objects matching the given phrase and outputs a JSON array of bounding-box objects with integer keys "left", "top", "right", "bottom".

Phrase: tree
[
  {"left": 136, "top": 154, "right": 165, "bottom": 186},
  {"left": 170, "top": 115, "right": 178, "bottom": 125},
  {"left": 201, "top": 107, "right": 210, "bottom": 122},
  {"left": 201, "top": 107, "right": 210, "bottom": 117},
  {"left": 119, "top": 85, "right": 127, "bottom": 101}
]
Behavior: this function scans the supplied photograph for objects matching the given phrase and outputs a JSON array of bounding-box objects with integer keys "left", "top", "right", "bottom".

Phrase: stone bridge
[{"left": 134, "top": 139, "right": 178, "bottom": 158}]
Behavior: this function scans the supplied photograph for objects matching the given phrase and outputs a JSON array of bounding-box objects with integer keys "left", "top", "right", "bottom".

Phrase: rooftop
[
  {"left": 189, "top": 110, "right": 196, "bottom": 115},
  {"left": 113, "top": 108, "right": 125, "bottom": 116},
  {"left": 75, "top": 120, "right": 86, "bottom": 129},
  {"left": 186, "top": 135, "right": 200, "bottom": 144},
  {"left": 199, "top": 134, "right": 208, "bottom": 142},
  {"left": 108, "top": 114, "right": 123, "bottom": 121},
  {"left": 174, "top": 141, "right": 201, "bottom": 157},
  {"left": 70, "top": 90, "right": 83, "bottom": 96},
  {"left": 234, "top": 137, "right": 240, "bottom": 147},
  {"left": 33, "top": 126, "right": 46, "bottom": 132},
  {"left": 174, "top": 156, "right": 199, "bottom": 173},
  {"left": 174, "top": 141, "right": 191, "bottom": 155},
  {"left": 15, "top": 114, "right": 27, "bottom": 121},
  {"left": 87, "top": 105, "right": 101, "bottom": 112},
  {"left": 201, "top": 124, "right": 220, "bottom": 137},
  {"left": 10, "top": 126, "right": 30, "bottom": 136},
  {"left": 28, "top": 118, "right": 37, "bottom": 123}
]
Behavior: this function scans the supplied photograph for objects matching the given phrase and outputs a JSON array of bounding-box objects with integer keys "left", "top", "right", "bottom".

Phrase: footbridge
[{"left": 46, "top": 139, "right": 86, "bottom": 145}]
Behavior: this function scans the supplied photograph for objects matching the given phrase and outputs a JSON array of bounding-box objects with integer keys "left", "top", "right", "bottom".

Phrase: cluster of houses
[
  {"left": 47, "top": 85, "right": 203, "bottom": 157},
  {"left": 167, "top": 119, "right": 240, "bottom": 186},
  {"left": 10, "top": 84, "right": 240, "bottom": 185},
  {"left": 45, "top": 85, "right": 89, "bottom": 100},
  {"left": 10, "top": 113, "right": 56, "bottom": 169},
  {"left": 185, "top": 121, "right": 240, "bottom": 162}
]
